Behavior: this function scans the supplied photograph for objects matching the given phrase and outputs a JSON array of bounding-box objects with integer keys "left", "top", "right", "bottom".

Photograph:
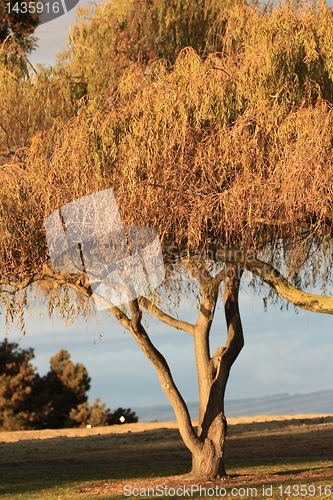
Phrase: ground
[{"left": 0, "top": 414, "right": 332, "bottom": 497}]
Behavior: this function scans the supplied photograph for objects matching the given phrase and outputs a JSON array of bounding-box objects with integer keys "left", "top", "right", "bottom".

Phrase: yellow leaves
[
  {"left": 117, "top": 64, "right": 147, "bottom": 99},
  {"left": 173, "top": 47, "right": 202, "bottom": 76},
  {"left": 29, "top": 130, "right": 44, "bottom": 153},
  {"left": 1, "top": 0, "right": 333, "bottom": 289}
]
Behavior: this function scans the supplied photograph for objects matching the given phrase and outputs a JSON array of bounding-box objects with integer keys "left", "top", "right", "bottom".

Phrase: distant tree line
[{"left": 0, "top": 341, "right": 138, "bottom": 431}]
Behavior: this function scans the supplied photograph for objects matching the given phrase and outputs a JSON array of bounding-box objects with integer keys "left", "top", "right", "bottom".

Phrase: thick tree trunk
[
  {"left": 191, "top": 412, "right": 228, "bottom": 479},
  {"left": 190, "top": 266, "right": 244, "bottom": 480}
]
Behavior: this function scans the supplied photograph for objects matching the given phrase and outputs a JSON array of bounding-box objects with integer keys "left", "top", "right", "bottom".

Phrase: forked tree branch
[
  {"left": 222, "top": 267, "right": 244, "bottom": 367},
  {"left": 181, "top": 259, "right": 224, "bottom": 423},
  {"left": 199, "top": 266, "right": 243, "bottom": 449},
  {"left": 3, "top": 247, "right": 333, "bottom": 316},
  {"left": 35, "top": 276, "right": 202, "bottom": 453}
]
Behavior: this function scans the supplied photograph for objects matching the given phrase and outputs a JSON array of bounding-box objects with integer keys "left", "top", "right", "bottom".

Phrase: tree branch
[
  {"left": 223, "top": 267, "right": 244, "bottom": 367},
  {"left": 220, "top": 248, "right": 333, "bottom": 315},
  {"left": 181, "top": 261, "right": 222, "bottom": 425},
  {"left": 128, "top": 299, "right": 201, "bottom": 454},
  {"left": 138, "top": 296, "right": 195, "bottom": 334}
]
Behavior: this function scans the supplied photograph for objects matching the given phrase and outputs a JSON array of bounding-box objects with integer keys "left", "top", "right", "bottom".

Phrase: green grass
[
  {"left": 0, "top": 459, "right": 332, "bottom": 500},
  {"left": 0, "top": 462, "right": 189, "bottom": 500}
]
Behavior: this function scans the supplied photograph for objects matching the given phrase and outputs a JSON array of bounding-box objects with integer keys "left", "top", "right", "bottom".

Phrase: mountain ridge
[{"left": 134, "top": 389, "right": 333, "bottom": 422}]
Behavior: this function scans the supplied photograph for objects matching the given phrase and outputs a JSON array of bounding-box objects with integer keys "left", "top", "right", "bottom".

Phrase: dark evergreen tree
[
  {"left": 42, "top": 349, "right": 91, "bottom": 428},
  {"left": 0, "top": 1, "right": 39, "bottom": 45},
  {"left": 0, "top": 341, "right": 36, "bottom": 431},
  {"left": 0, "top": 343, "right": 139, "bottom": 430},
  {"left": 107, "top": 407, "right": 138, "bottom": 425}
]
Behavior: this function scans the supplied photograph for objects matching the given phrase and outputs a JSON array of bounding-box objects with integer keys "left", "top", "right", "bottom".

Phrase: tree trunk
[
  {"left": 191, "top": 411, "right": 228, "bottom": 479},
  {"left": 95, "top": 261, "right": 244, "bottom": 482},
  {"left": 191, "top": 266, "right": 244, "bottom": 480}
]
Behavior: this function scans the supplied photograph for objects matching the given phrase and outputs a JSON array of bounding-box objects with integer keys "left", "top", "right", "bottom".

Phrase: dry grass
[{"left": 0, "top": 415, "right": 332, "bottom": 498}]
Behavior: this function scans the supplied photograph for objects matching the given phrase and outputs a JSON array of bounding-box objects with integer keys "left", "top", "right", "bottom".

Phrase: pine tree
[
  {"left": 42, "top": 349, "right": 91, "bottom": 429},
  {"left": 0, "top": 343, "right": 138, "bottom": 430},
  {"left": 107, "top": 407, "right": 138, "bottom": 425},
  {"left": 0, "top": 341, "right": 36, "bottom": 431},
  {"left": 69, "top": 397, "right": 110, "bottom": 427}
]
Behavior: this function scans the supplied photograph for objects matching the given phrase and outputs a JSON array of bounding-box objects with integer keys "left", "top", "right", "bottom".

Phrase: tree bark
[
  {"left": 190, "top": 266, "right": 244, "bottom": 479},
  {"left": 216, "top": 246, "right": 333, "bottom": 314},
  {"left": 127, "top": 299, "right": 201, "bottom": 456}
]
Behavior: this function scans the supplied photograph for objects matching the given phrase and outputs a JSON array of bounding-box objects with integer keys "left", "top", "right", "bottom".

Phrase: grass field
[
  {"left": 1, "top": 459, "right": 332, "bottom": 499},
  {"left": 1, "top": 416, "right": 332, "bottom": 499}
]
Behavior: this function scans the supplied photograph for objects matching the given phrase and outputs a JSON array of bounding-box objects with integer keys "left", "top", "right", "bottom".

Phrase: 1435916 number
[
  {"left": 6, "top": 2, "right": 60, "bottom": 14},
  {"left": 278, "top": 484, "right": 332, "bottom": 497}
]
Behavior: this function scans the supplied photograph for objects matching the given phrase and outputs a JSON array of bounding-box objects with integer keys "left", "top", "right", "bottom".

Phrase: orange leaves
[{"left": 1, "top": 0, "right": 333, "bottom": 289}]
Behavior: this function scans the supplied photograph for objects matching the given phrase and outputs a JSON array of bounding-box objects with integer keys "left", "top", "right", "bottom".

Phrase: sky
[
  {"left": 3, "top": 1, "right": 333, "bottom": 417},
  {"left": 2, "top": 275, "right": 333, "bottom": 415}
]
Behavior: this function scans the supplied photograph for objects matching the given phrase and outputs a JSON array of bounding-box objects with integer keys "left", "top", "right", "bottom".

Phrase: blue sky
[
  {"left": 6, "top": 1, "right": 333, "bottom": 416},
  {"left": 2, "top": 276, "right": 333, "bottom": 413}
]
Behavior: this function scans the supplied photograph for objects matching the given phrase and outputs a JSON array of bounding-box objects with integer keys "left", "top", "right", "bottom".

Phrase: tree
[
  {"left": 107, "top": 407, "right": 139, "bottom": 425},
  {"left": 0, "top": 0, "right": 39, "bottom": 75},
  {"left": 0, "top": 1, "right": 39, "bottom": 44},
  {"left": 0, "top": 343, "right": 130, "bottom": 430},
  {"left": 59, "top": 0, "right": 245, "bottom": 94},
  {"left": 70, "top": 401, "right": 139, "bottom": 427},
  {"left": 39, "top": 349, "right": 92, "bottom": 428},
  {"left": 69, "top": 398, "right": 109, "bottom": 427},
  {"left": 1, "top": 0, "right": 333, "bottom": 480},
  {"left": 0, "top": 341, "right": 36, "bottom": 431}
]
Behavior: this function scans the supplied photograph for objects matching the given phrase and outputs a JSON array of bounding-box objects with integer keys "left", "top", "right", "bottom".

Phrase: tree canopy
[
  {"left": 1, "top": 1, "right": 333, "bottom": 303},
  {"left": 1, "top": 0, "right": 333, "bottom": 479},
  {"left": 0, "top": 341, "right": 36, "bottom": 430},
  {"left": 59, "top": 0, "right": 246, "bottom": 94}
]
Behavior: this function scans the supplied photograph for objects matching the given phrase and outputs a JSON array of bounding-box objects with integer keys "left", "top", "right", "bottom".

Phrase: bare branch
[
  {"left": 221, "top": 248, "right": 333, "bottom": 315},
  {"left": 223, "top": 268, "right": 244, "bottom": 364},
  {"left": 128, "top": 299, "right": 201, "bottom": 454},
  {"left": 138, "top": 296, "right": 195, "bottom": 335}
]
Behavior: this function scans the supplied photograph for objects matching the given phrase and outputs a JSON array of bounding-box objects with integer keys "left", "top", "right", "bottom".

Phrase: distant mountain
[{"left": 134, "top": 389, "right": 333, "bottom": 423}]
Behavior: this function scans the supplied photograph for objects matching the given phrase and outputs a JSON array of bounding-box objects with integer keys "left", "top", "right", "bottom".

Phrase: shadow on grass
[
  {"left": 0, "top": 462, "right": 190, "bottom": 498},
  {"left": 1, "top": 458, "right": 333, "bottom": 498},
  {"left": 271, "top": 463, "right": 333, "bottom": 476}
]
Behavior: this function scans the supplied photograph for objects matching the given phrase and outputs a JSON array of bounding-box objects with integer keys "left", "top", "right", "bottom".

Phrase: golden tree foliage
[
  {"left": 1, "top": 0, "right": 333, "bottom": 287},
  {"left": 59, "top": 0, "right": 245, "bottom": 95},
  {"left": 2, "top": 2, "right": 333, "bottom": 477},
  {"left": 0, "top": 64, "right": 82, "bottom": 160}
]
